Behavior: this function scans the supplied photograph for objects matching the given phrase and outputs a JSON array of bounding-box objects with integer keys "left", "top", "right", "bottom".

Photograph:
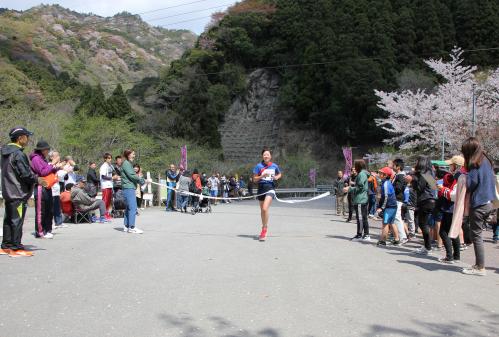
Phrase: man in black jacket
[{"left": 1, "top": 127, "right": 40, "bottom": 257}]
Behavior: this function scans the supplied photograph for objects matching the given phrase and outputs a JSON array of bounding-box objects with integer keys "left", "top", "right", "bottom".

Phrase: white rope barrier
[{"left": 149, "top": 181, "right": 330, "bottom": 203}]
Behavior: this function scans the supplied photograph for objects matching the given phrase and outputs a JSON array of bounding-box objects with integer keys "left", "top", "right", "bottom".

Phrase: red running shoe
[{"left": 259, "top": 227, "right": 267, "bottom": 241}]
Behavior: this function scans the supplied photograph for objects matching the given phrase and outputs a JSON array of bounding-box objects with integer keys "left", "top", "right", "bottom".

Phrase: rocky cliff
[{"left": 219, "top": 69, "right": 282, "bottom": 162}]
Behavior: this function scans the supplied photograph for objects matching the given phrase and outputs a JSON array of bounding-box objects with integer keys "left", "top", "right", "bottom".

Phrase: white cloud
[{"left": 0, "top": 0, "right": 236, "bottom": 34}]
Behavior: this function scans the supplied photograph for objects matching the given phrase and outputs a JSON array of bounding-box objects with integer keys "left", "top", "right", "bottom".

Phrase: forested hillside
[{"left": 146, "top": 0, "right": 499, "bottom": 148}]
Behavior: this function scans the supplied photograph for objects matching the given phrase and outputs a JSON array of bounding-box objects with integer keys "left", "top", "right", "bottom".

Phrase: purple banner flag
[
  {"left": 342, "top": 147, "right": 352, "bottom": 178},
  {"left": 180, "top": 145, "right": 187, "bottom": 170}
]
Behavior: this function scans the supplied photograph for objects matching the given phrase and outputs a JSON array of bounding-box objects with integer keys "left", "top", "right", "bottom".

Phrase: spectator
[
  {"left": 134, "top": 164, "right": 145, "bottom": 211},
  {"left": 49, "top": 150, "right": 68, "bottom": 230},
  {"left": 392, "top": 159, "right": 408, "bottom": 244},
  {"left": 345, "top": 168, "right": 357, "bottom": 222},
  {"left": 176, "top": 170, "right": 192, "bottom": 213},
  {"left": 1, "top": 127, "right": 38, "bottom": 257},
  {"left": 208, "top": 173, "right": 219, "bottom": 205},
  {"left": 86, "top": 162, "right": 99, "bottom": 197},
  {"left": 63, "top": 156, "right": 77, "bottom": 186},
  {"left": 191, "top": 169, "right": 202, "bottom": 209},
  {"left": 334, "top": 170, "right": 347, "bottom": 216},
  {"left": 99, "top": 153, "right": 114, "bottom": 220},
  {"left": 344, "top": 160, "right": 370, "bottom": 241},
  {"left": 60, "top": 183, "right": 74, "bottom": 222},
  {"left": 30, "top": 140, "right": 63, "bottom": 239},
  {"left": 120, "top": 149, "right": 146, "bottom": 234},
  {"left": 367, "top": 171, "right": 378, "bottom": 219},
  {"left": 460, "top": 137, "right": 496, "bottom": 276},
  {"left": 406, "top": 155, "right": 437, "bottom": 255},
  {"left": 113, "top": 155, "right": 123, "bottom": 192},
  {"left": 376, "top": 167, "right": 400, "bottom": 246},
  {"left": 71, "top": 177, "right": 108, "bottom": 223},
  {"left": 165, "top": 164, "right": 179, "bottom": 211}
]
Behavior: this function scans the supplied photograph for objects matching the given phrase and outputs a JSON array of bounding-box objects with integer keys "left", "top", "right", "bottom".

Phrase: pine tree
[{"left": 107, "top": 84, "right": 132, "bottom": 119}]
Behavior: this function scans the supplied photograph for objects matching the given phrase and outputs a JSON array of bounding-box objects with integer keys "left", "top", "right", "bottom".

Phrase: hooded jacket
[
  {"left": 1, "top": 143, "right": 37, "bottom": 201},
  {"left": 29, "top": 151, "right": 57, "bottom": 177}
]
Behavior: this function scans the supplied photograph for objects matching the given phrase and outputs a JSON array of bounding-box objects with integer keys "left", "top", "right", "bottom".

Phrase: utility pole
[
  {"left": 472, "top": 84, "right": 477, "bottom": 137},
  {"left": 441, "top": 129, "right": 445, "bottom": 161}
]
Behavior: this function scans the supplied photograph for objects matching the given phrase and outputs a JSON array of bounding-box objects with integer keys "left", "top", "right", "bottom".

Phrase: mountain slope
[{"left": 0, "top": 4, "right": 196, "bottom": 88}]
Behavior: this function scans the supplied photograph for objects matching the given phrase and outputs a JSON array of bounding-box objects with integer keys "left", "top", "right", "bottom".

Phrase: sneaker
[
  {"left": 413, "top": 247, "right": 431, "bottom": 255},
  {"left": 408, "top": 233, "right": 416, "bottom": 239},
  {"left": 377, "top": 240, "right": 387, "bottom": 246},
  {"left": 43, "top": 232, "right": 54, "bottom": 239},
  {"left": 361, "top": 235, "right": 372, "bottom": 242},
  {"left": 128, "top": 227, "right": 144, "bottom": 234},
  {"left": 351, "top": 234, "right": 362, "bottom": 241},
  {"left": 462, "top": 265, "right": 486, "bottom": 276},
  {"left": 345, "top": 218, "right": 352, "bottom": 223},
  {"left": 0, "top": 248, "right": 11, "bottom": 255},
  {"left": 259, "top": 227, "right": 267, "bottom": 241},
  {"left": 438, "top": 257, "right": 455, "bottom": 264},
  {"left": 392, "top": 240, "right": 401, "bottom": 246},
  {"left": 91, "top": 215, "right": 97, "bottom": 222},
  {"left": 368, "top": 214, "right": 374, "bottom": 219},
  {"left": 123, "top": 227, "right": 129, "bottom": 233},
  {"left": 459, "top": 244, "right": 468, "bottom": 251},
  {"left": 8, "top": 249, "right": 34, "bottom": 257},
  {"left": 400, "top": 238, "right": 409, "bottom": 245},
  {"left": 98, "top": 217, "right": 110, "bottom": 223}
]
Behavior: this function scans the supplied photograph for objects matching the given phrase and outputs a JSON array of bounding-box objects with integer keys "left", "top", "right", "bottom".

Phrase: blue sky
[{"left": 0, "top": 0, "right": 237, "bottom": 34}]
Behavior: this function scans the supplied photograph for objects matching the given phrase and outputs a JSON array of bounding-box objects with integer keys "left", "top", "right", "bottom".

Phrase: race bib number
[{"left": 261, "top": 168, "right": 276, "bottom": 182}]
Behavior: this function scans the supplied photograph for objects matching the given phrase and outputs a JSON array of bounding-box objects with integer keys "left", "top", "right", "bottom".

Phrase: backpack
[{"left": 189, "top": 179, "right": 200, "bottom": 194}]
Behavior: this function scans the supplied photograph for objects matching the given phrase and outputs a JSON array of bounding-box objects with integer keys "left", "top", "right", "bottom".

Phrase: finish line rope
[{"left": 149, "top": 181, "right": 330, "bottom": 204}]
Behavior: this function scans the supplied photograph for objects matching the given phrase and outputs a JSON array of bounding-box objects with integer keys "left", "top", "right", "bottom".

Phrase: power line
[
  {"left": 97, "top": 46, "right": 499, "bottom": 86},
  {"left": 157, "top": 14, "right": 216, "bottom": 27},
  {"left": 146, "top": 3, "right": 234, "bottom": 23},
  {"left": 137, "top": 0, "right": 213, "bottom": 16}
]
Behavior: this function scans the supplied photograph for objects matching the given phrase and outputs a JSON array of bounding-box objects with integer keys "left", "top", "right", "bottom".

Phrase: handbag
[
  {"left": 41, "top": 173, "right": 58, "bottom": 189},
  {"left": 493, "top": 175, "right": 499, "bottom": 209}
]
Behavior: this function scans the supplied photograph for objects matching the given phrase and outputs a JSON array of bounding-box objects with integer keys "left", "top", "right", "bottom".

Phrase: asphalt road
[{"left": 1, "top": 197, "right": 498, "bottom": 337}]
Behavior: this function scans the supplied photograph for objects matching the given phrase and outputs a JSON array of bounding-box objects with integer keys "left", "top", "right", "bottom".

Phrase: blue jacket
[
  {"left": 379, "top": 179, "right": 397, "bottom": 209},
  {"left": 467, "top": 158, "right": 496, "bottom": 209}
]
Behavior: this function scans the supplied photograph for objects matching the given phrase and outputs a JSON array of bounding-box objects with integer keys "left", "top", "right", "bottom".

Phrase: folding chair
[{"left": 73, "top": 207, "right": 92, "bottom": 223}]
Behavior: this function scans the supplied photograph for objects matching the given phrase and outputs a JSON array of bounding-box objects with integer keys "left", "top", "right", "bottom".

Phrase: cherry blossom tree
[{"left": 375, "top": 47, "right": 499, "bottom": 160}]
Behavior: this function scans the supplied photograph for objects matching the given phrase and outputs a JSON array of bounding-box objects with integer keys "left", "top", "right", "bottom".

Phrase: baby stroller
[
  {"left": 112, "top": 189, "right": 127, "bottom": 218},
  {"left": 191, "top": 186, "right": 212, "bottom": 215}
]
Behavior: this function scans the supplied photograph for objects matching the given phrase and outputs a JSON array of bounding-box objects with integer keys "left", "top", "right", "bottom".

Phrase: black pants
[
  {"left": 2, "top": 200, "right": 27, "bottom": 250},
  {"left": 439, "top": 212, "right": 460, "bottom": 260},
  {"left": 347, "top": 193, "right": 354, "bottom": 219},
  {"left": 461, "top": 216, "right": 472, "bottom": 245},
  {"left": 469, "top": 203, "right": 493, "bottom": 268},
  {"left": 34, "top": 185, "right": 53, "bottom": 236},
  {"left": 354, "top": 203, "right": 369, "bottom": 236},
  {"left": 417, "top": 199, "right": 435, "bottom": 250}
]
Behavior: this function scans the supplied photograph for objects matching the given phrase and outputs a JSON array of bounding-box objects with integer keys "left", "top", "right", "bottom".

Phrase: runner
[{"left": 253, "top": 148, "right": 282, "bottom": 241}]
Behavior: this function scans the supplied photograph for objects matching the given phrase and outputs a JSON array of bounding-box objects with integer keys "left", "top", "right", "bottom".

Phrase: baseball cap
[
  {"left": 445, "top": 155, "right": 465, "bottom": 167},
  {"left": 75, "top": 176, "right": 86, "bottom": 183},
  {"left": 9, "top": 127, "right": 33, "bottom": 140},
  {"left": 378, "top": 167, "right": 394, "bottom": 177}
]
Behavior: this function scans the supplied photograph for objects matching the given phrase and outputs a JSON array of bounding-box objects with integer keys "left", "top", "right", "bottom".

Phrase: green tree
[{"left": 107, "top": 84, "right": 133, "bottom": 119}]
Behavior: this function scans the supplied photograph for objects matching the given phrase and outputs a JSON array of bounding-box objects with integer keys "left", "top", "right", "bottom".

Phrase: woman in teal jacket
[
  {"left": 120, "top": 149, "right": 146, "bottom": 234},
  {"left": 344, "top": 159, "right": 370, "bottom": 241}
]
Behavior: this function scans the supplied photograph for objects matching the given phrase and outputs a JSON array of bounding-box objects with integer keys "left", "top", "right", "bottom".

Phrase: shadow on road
[
  {"left": 158, "top": 313, "right": 283, "bottom": 337},
  {"left": 397, "top": 259, "right": 461, "bottom": 272},
  {"left": 363, "top": 303, "right": 499, "bottom": 337}
]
